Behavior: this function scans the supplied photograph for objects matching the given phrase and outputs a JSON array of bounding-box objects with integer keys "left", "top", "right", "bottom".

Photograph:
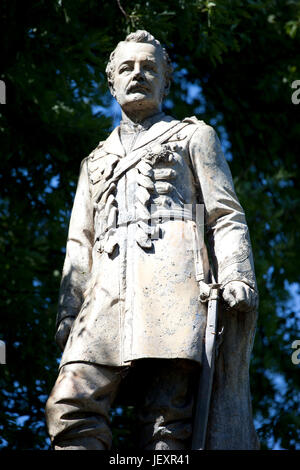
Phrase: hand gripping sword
[{"left": 192, "top": 278, "right": 222, "bottom": 450}]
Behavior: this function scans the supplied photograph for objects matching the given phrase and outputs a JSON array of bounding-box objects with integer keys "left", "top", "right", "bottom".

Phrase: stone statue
[{"left": 45, "top": 30, "right": 259, "bottom": 450}]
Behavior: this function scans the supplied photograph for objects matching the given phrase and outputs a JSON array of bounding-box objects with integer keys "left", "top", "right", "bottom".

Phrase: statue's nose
[{"left": 132, "top": 64, "right": 144, "bottom": 80}]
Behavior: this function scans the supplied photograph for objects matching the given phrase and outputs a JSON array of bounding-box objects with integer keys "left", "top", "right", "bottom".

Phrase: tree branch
[{"left": 116, "top": 0, "right": 128, "bottom": 19}]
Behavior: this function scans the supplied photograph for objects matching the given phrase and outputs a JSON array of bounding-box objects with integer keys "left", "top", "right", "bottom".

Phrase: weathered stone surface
[{"left": 46, "top": 29, "right": 259, "bottom": 451}]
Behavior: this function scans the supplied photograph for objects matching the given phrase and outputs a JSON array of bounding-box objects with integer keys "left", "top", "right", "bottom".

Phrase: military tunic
[{"left": 57, "top": 113, "right": 257, "bottom": 369}]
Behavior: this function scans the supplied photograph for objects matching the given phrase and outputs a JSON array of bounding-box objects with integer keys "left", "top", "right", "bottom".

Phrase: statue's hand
[
  {"left": 55, "top": 317, "right": 74, "bottom": 351},
  {"left": 222, "top": 281, "right": 258, "bottom": 313}
]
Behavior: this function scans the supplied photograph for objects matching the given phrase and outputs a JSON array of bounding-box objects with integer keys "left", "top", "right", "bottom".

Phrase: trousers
[{"left": 45, "top": 358, "right": 199, "bottom": 450}]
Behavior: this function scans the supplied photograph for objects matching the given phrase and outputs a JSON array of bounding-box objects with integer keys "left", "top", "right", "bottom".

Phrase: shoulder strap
[
  {"left": 182, "top": 115, "right": 206, "bottom": 126},
  {"left": 94, "top": 120, "right": 191, "bottom": 203}
]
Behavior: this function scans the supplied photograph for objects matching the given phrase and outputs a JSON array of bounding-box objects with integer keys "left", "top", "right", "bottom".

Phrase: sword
[{"left": 192, "top": 277, "right": 221, "bottom": 450}]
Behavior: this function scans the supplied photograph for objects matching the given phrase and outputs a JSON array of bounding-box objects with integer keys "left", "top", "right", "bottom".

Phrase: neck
[{"left": 120, "top": 104, "right": 162, "bottom": 127}]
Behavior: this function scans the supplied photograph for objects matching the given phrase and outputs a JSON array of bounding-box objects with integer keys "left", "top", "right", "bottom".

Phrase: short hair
[{"left": 105, "top": 30, "right": 173, "bottom": 97}]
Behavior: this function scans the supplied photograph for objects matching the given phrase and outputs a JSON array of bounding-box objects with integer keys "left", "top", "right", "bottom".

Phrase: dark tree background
[{"left": 0, "top": 0, "right": 299, "bottom": 450}]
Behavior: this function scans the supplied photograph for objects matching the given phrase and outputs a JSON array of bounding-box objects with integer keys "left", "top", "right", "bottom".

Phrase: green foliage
[{"left": 0, "top": 0, "right": 299, "bottom": 449}]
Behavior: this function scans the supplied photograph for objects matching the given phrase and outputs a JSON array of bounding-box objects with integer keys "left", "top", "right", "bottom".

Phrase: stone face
[{"left": 47, "top": 30, "right": 259, "bottom": 450}]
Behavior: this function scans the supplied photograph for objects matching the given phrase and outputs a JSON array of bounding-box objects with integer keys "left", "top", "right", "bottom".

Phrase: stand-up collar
[
  {"left": 102, "top": 113, "right": 179, "bottom": 158},
  {"left": 119, "top": 112, "right": 166, "bottom": 134}
]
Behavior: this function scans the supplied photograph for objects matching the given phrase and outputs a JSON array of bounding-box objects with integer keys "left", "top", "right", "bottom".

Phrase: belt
[{"left": 117, "top": 207, "right": 195, "bottom": 226}]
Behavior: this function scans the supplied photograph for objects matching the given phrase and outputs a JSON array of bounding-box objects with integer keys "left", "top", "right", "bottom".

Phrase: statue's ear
[
  {"left": 108, "top": 81, "right": 116, "bottom": 98},
  {"left": 163, "top": 78, "right": 171, "bottom": 98}
]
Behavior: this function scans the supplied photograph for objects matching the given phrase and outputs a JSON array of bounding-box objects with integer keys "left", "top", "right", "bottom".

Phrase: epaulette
[
  {"left": 87, "top": 141, "right": 108, "bottom": 163},
  {"left": 183, "top": 116, "right": 206, "bottom": 126}
]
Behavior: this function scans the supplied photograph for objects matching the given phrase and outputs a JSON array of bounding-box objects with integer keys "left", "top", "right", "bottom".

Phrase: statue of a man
[{"left": 46, "top": 30, "right": 259, "bottom": 450}]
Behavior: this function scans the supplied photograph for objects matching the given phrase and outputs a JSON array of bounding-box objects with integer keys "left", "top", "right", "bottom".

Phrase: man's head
[{"left": 106, "top": 30, "right": 173, "bottom": 116}]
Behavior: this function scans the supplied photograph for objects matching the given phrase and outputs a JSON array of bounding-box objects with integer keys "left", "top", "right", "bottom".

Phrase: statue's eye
[
  {"left": 119, "top": 65, "right": 132, "bottom": 74},
  {"left": 144, "top": 64, "right": 156, "bottom": 72}
]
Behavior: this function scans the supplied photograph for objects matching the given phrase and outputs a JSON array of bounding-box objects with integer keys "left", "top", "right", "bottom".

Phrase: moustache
[{"left": 127, "top": 82, "right": 150, "bottom": 93}]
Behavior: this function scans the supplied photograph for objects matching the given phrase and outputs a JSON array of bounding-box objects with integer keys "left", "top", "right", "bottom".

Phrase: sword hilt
[{"left": 198, "top": 280, "right": 221, "bottom": 303}]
